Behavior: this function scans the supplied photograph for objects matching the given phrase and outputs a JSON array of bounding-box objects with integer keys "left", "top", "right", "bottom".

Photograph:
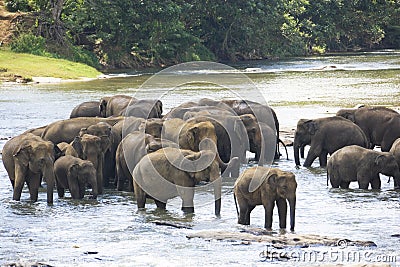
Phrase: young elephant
[
  {"left": 234, "top": 167, "right": 297, "bottom": 231},
  {"left": 132, "top": 147, "right": 222, "bottom": 215},
  {"left": 54, "top": 155, "right": 98, "bottom": 199},
  {"left": 327, "top": 145, "right": 400, "bottom": 189}
]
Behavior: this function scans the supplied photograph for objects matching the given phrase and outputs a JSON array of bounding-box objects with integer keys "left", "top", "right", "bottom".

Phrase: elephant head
[
  {"left": 68, "top": 160, "right": 98, "bottom": 199},
  {"left": 336, "top": 109, "right": 356, "bottom": 122},
  {"left": 294, "top": 119, "right": 315, "bottom": 166},
  {"left": 99, "top": 97, "right": 110, "bottom": 117},
  {"left": 139, "top": 118, "right": 164, "bottom": 138},
  {"left": 79, "top": 122, "right": 113, "bottom": 152},
  {"left": 375, "top": 153, "right": 400, "bottom": 188}
]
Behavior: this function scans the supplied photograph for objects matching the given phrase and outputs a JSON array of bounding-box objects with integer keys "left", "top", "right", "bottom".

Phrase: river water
[{"left": 0, "top": 51, "right": 399, "bottom": 266}]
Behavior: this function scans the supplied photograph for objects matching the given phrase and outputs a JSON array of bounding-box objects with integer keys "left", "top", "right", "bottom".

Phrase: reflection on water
[{"left": 0, "top": 52, "right": 399, "bottom": 266}]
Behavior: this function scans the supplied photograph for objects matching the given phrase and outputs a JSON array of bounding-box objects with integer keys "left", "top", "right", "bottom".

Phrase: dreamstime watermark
[
  {"left": 259, "top": 240, "right": 398, "bottom": 264},
  {"left": 121, "top": 61, "right": 277, "bottom": 211}
]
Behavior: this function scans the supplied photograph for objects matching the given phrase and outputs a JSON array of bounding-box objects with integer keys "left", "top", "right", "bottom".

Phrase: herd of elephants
[{"left": 2, "top": 94, "right": 400, "bottom": 232}]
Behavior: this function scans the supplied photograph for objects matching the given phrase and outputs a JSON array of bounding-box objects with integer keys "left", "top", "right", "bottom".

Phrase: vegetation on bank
[
  {"left": 0, "top": 49, "right": 102, "bottom": 82},
  {"left": 3, "top": 0, "right": 400, "bottom": 70}
]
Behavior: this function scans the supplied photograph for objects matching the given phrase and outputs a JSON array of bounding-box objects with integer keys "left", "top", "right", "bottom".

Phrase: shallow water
[{"left": 0, "top": 52, "right": 399, "bottom": 266}]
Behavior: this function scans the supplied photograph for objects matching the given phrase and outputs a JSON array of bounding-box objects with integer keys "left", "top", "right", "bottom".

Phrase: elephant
[
  {"left": 71, "top": 134, "right": 105, "bottom": 194},
  {"left": 41, "top": 117, "right": 123, "bottom": 144},
  {"left": 163, "top": 104, "right": 234, "bottom": 120},
  {"left": 57, "top": 142, "right": 78, "bottom": 157},
  {"left": 70, "top": 101, "right": 101, "bottom": 118},
  {"left": 197, "top": 98, "right": 283, "bottom": 160},
  {"left": 54, "top": 155, "right": 98, "bottom": 199},
  {"left": 336, "top": 106, "right": 400, "bottom": 151},
  {"left": 132, "top": 147, "right": 222, "bottom": 215},
  {"left": 115, "top": 131, "right": 177, "bottom": 191},
  {"left": 124, "top": 99, "right": 163, "bottom": 119},
  {"left": 388, "top": 138, "right": 400, "bottom": 188},
  {"left": 233, "top": 167, "right": 297, "bottom": 231},
  {"left": 183, "top": 114, "right": 248, "bottom": 177},
  {"left": 2, "top": 133, "right": 62, "bottom": 203},
  {"left": 327, "top": 145, "right": 400, "bottom": 189},
  {"left": 294, "top": 116, "right": 368, "bottom": 167},
  {"left": 100, "top": 95, "right": 135, "bottom": 117}
]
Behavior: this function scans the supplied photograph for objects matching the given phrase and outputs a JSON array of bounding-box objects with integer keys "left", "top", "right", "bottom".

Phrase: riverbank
[{"left": 0, "top": 49, "right": 102, "bottom": 83}]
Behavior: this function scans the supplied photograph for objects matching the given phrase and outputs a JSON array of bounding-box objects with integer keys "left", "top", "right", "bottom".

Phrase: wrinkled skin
[
  {"left": 57, "top": 142, "right": 78, "bottom": 157},
  {"left": 197, "top": 98, "right": 283, "bottom": 160},
  {"left": 41, "top": 117, "right": 123, "bottom": 144},
  {"left": 327, "top": 145, "right": 400, "bottom": 189},
  {"left": 72, "top": 134, "right": 105, "bottom": 194},
  {"left": 124, "top": 99, "right": 163, "bottom": 119},
  {"left": 99, "top": 95, "right": 135, "bottom": 117},
  {"left": 132, "top": 147, "right": 222, "bottom": 215},
  {"left": 294, "top": 116, "right": 368, "bottom": 167},
  {"left": 54, "top": 155, "right": 98, "bottom": 199},
  {"left": 336, "top": 106, "right": 400, "bottom": 151},
  {"left": 164, "top": 104, "right": 234, "bottom": 120},
  {"left": 185, "top": 114, "right": 248, "bottom": 177},
  {"left": 70, "top": 101, "right": 101, "bottom": 118},
  {"left": 161, "top": 118, "right": 234, "bottom": 174},
  {"left": 115, "top": 131, "right": 177, "bottom": 191},
  {"left": 2, "top": 133, "right": 60, "bottom": 203},
  {"left": 233, "top": 167, "right": 297, "bottom": 231}
]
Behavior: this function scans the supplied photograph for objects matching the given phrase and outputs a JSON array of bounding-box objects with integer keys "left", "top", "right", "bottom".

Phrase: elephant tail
[
  {"left": 233, "top": 191, "right": 239, "bottom": 217},
  {"left": 278, "top": 138, "right": 289, "bottom": 160},
  {"left": 326, "top": 168, "right": 329, "bottom": 187}
]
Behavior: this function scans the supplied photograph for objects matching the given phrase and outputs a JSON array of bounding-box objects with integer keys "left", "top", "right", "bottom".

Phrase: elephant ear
[
  {"left": 53, "top": 142, "right": 64, "bottom": 160},
  {"left": 79, "top": 127, "right": 88, "bottom": 137},
  {"left": 304, "top": 120, "right": 318, "bottom": 135},
  {"left": 186, "top": 125, "right": 199, "bottom": 149},
  {"left": 71, "top": 136, "right": 84, "bottom": 158},
  {"left": 374, "top": 155, "right": 386, "bottom": 170},
  {"left": 68, "top": 163, "right": 80, "bottom": 178},
  {"left": 13, "top": 143, "right": 32, "bottom": 166},
  {"left": 99, "top": 135, "right": 110, "bottom": 152}
]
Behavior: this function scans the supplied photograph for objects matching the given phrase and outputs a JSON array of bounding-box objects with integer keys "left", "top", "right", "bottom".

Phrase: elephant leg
[
  {"left": 319, "top": 151, "right": 328, "bottom": 167},
  {"left": 179, "top": 187, "right": 195, "bottom": 213},
  {"left": 237, "top": 197, "right": 251, "bottom": 225},
  {"left": 303, "top": 149, "right": 319, "bottom": 167},
  {"left": 57, "top": 186, "right": 65, "bottom": 198},
  {"left": 370, "top": 177, "right": 381, "bottom": 190},
  {"left": 134, "top": 185, "right": 147, "bottom": 209},
  {"left": 276, "top": 198, "right": 288, "bottom": 229},
  {"left": 13, "top": 165, "right": 26, "bottom": 201},
  {"left": 154, "top": 199, "right": 166, "bottom": 210},
  {"left": 264, "top": 201, "right": 275, "bottom": 230},
  {"left": 28, "top": 174, "right": 41, "bottom": 202},
  {"left": 339, "top": 181, "right": 350, "bottom": 189}
]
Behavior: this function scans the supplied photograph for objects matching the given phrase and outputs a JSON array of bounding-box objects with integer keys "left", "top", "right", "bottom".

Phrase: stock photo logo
[{"left": 120, "top": 61, "right": 278, "bottom": 214}]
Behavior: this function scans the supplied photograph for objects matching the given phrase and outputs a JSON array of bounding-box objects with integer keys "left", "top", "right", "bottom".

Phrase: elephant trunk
[
  {"left": 43, "top": 165, "right": 55, "bottom": 204},
  {"left": 288, "top": 196, "right": 296, "bottom": 231},
  {"left": 294, "top": 136, "right": 301, "bottom": 166}
]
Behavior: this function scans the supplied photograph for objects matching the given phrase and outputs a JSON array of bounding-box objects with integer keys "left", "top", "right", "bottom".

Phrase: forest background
[{"left": 4, "top": 0, "right": 400, "bottom": 70}]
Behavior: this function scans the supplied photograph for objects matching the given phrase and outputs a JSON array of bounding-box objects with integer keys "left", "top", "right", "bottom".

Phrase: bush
[
  {"left": 5, "top": 0, "right": 31, "bottom": 12},
  {"left": 10, "top": 33, "right": 49, "bottom": 56}
]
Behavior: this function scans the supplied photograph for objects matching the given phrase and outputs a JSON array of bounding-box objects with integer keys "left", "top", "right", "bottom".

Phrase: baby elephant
[
  {"left": 234, "top": 167, "right": 297, "bottom": 231},
  {"left": 327, "top": 145, "right": 400, "bottom": 189},
  {"left": 54, "top": 155, "right": 98, "bottom": 199}
]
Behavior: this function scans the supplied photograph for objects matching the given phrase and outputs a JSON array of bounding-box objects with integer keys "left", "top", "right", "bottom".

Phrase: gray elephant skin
[
  {"left": 54, "top": 155, "right": 98, "bottom": 199},
  {"left": 294, "top": 116, "right": 368, "bottom": 167},
  {"left": 2, "top": 133, "right": 60, "bottom": 203},
  {"left": 234, "top": 167, "right": 297, "bottom": 231},
  {"left": 327, "top": 145, "right": 400, "bottom": 189},
  {"left": 336, "top": 106, "right": 400, "bottom": 151},
  {"left": 132, "top": 147, "right": 222, "bottom": 215},
  {"left": 70, "top": 101, "right": 101, "bottom": 118}
]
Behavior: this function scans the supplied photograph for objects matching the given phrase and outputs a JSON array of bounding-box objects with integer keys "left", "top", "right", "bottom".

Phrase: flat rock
[{"left": 186, "top": 228, "right": 376, "bottom": 248}]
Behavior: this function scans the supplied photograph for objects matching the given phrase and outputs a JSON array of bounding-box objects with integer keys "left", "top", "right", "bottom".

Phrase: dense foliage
[{"left": 6, "top": 0, "right": 400, "bottom": 69}]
